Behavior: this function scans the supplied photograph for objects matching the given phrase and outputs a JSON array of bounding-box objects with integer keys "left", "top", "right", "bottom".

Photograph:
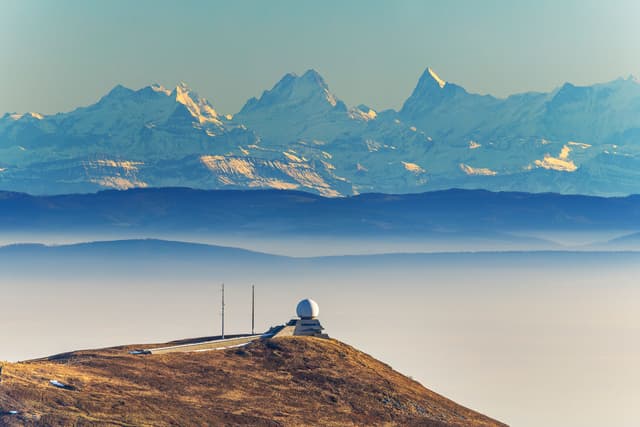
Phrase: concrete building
[
  {"left": 146, "top": 298, "right": 328, "bottom": 355},
  {"left": 272, "top": 298, "right": 328, "bottom": 338}
]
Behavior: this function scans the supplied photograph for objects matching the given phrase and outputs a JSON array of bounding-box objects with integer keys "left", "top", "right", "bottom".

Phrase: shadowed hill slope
[{"left": 0, "top": 337, "right": 506, "bottom": 426}]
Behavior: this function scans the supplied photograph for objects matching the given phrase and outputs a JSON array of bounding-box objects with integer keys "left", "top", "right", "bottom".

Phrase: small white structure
[
  {"left": 274, "top": 298, "right": 328, "bottom": 338},
  {"left": 144, "top": 298, "right": 328, "bottom": 355},
  {"left": 296, "top": 298, "right": 320, "bottom": 319}
]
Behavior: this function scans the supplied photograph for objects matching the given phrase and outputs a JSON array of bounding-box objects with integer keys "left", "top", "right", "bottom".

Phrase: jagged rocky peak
[
  {"left": 2, "top": 111, "right": 44, "bottom": 121},
  {"left": 549, "top": 82, "right": 589, "bottom": 104},
  {"left": 427, "top": 67, "right": 447, "bottom": 88},
  {"left": 171, "top": 81, "right": 220, "bottom": 123},
  {"left": 239, "top": 69, "right": 346, "bottom": 114},
  {"left": 414, "top": 67, "right": 449, "bottom": 93},
  {"left": 95, "top": 81, "right": 224, "bottom": 127},
  {"left": 273, "top": 69, "right": 330, "bottom": 94},
  {"left": 96, "top": 83, "right": 171, "bottom": 108},
  {"left": 98, "top": 84, "right": 136, "bottom": 103},
  {"left": 400, "top": 66, "right": 473, "bottom": 118},
  {"left": 171, "top": 81, "right": 199, "bottom": 101},
  {"left": 299, "top": 68, "right": 330, "bottom": 88},
  {"left": 149, "top": 83, "right": 172, "bottom": 95}
]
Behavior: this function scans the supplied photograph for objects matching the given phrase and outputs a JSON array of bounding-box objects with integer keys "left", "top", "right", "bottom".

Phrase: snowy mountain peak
[
  {"left": 150, "top": 83, "right": 171, "bottom": 95},
  {"left": 171, "top": 82, "right": 220, "bottom": 124},
  {"left": 401, "top": 67, "right": 457, "bottom": 107},
  {"left": 104, "top": 84, "right": 134, "bottom": 99},
  {"left": 399, "top": 66, "right": 460, "bottom": 117},
  {"left": 300, "top": 68, "right": 328, "bottom": 85},
  {"left": 239, "top": 69, "right": 344, "bottom": 115},
  {"left": 5, "top": 112, "right": 44, "bottom": 121},
  {"left": 273, "top": 69, "right": 327, "bottom": 88},
  {"left": 172, "top": 82, "right": 191, "bottom": 97},
  {"left": 235, "top": 70, "right": 353, "bottom": 143},
  {"left": 427, "top": 67, "right": 446, "bottom": 89},
  {"left": 414, "top": 67, "right": 449, "bottom": 93},
  {"left": 626, "top": 74, "right": 639, "bottom": 84},
  {"left": 297, "top": 69, "right": 339, "bottom": 106}
]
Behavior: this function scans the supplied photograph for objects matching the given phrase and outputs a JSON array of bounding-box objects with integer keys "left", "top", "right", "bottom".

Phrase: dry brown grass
[{"left": 0, "top": 337, "right": 507, "bottom": 426}]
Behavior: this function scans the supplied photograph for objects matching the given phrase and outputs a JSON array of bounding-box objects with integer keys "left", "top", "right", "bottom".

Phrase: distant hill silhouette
[{"left": 0, "top": 188, "right": 638, "bottom": 237}]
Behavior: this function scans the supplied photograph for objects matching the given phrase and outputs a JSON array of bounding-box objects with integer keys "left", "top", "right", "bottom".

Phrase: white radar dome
[{"left": 296, "top": 298, "right": 320, "bottom": 319}]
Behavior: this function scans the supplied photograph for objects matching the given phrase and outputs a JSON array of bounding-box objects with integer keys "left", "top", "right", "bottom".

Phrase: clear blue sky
[{"left": 2, "top": 0, "right": 639, "bottom": 115}]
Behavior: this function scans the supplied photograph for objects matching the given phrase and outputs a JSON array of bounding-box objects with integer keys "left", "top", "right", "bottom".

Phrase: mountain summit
[
  {"left": 171, "top": 82, "right": 223, "bottom": 126},
  {"left": 427, "top": 67, "right": 447, "bottom": 88},
  {"left": 413, "top": 67, "right": 449, "bottom": 94},
  {"left": 399, "top": 67, "right": 498, "bottom": 138},
  {"left": 2, "top": 67, "right": 640, "bottom": 196},
  {"left": 0, "top": 337, "right": 506, "bottom": 426},
  {"left": 236, "top": 69, "right": 353, "bottom": 143},
  {"left": 240, "top": 69, "right": 346, "bottom": 114}
]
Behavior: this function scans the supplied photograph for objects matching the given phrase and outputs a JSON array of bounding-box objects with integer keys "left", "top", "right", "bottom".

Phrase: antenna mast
[
  {"left": 251, "top": 285, "right": 255, "bottom": 335},
  {"left": 221, "top": 283, "right": 225, "bottom": 339}
]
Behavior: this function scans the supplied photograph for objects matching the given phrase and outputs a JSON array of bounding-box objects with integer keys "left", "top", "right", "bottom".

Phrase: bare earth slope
[{"left": 0, "top": 337, "right": 506, "bottom": 426}]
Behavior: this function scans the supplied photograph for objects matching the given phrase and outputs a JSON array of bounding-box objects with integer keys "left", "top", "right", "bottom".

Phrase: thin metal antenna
[
  {"left": 221, "top": 283, "right": 225, "bottom": 339},
  {"left": 251, "top": 284, "right": 255, "bottom": 335}
]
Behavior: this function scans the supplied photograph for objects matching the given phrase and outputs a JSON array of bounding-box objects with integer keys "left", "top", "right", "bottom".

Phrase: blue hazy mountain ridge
[
  {"left": 594, "top": 231, "right": 640, "bottom": 249},
  {"left": 0, "top": 188, "right": 638, "bottom": 238},
  {"left": 1, "top": 239, "right": 639, "bottom": 270},
  {"left": 0, "top": 239, "right": 289, "bottom": 276},
  {"left": 0, "top": 239, "right": 279, "bottom": 260},
  {"left": 2, "top": 68, "right": 640, "bottom": 196}
]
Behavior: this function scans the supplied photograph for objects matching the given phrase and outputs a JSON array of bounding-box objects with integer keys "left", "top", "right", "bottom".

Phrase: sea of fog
[{"left": 1, "top": 237, "right": 639, "bottom": 427}]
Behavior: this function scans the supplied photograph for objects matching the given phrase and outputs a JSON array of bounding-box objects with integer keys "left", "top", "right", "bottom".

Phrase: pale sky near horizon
[{"left": 1, "top": 0, "right": 639, "bottom": 115}]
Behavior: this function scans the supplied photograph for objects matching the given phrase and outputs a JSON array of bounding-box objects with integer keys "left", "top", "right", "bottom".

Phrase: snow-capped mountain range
[{"left": 2, "top": 67, "right": 640, "bottom": 196}]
